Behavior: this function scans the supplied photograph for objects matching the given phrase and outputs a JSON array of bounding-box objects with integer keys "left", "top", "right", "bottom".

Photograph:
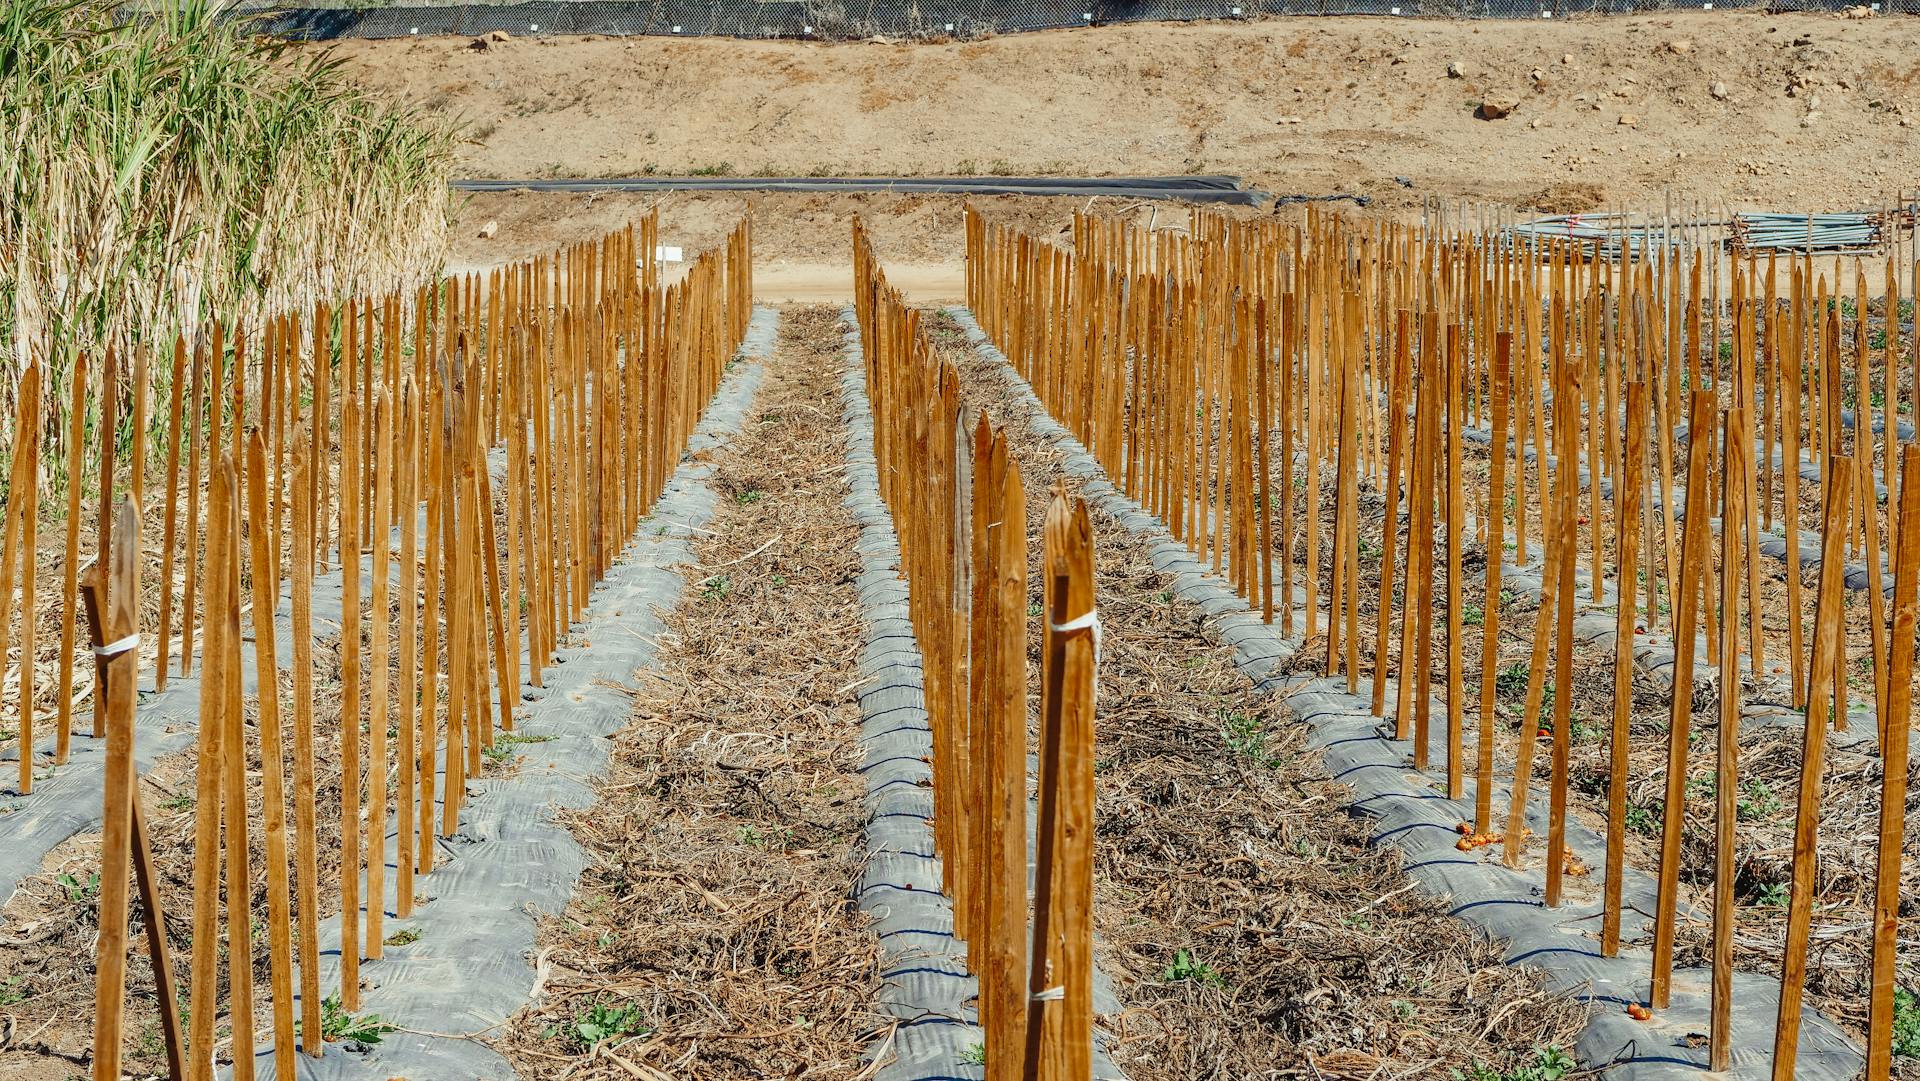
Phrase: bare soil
[{"left": 336, "top": 12, "right": 1919, "bottom": 234}]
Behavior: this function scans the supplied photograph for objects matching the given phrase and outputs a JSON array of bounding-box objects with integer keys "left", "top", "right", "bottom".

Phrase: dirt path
[{"left": 500, "top": 306, "right": 883, "bottom": 1079}]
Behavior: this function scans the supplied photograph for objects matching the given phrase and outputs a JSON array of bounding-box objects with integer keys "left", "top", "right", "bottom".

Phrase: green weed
[
  {"left": 552, "top": 1001, "right": 649, "bottom": 1051},
  {"left": 312, "top": 994, "right": 395, "bottom": 1045},
  {"left": 1163, "top": 949, "right": 1224, "bottom": 986},
  {"left": 1220, "top": 711, "right": 1279, "bottom": 769},
  {"left": 58, "top": 871, "right": 100, "bottom": 903},
  {"left": 1450, "top": 1046, "right": 1577, "bottom": 1081},
  {"left": 1893, "top": 987, "right": 1920, "bottom": 1058}
]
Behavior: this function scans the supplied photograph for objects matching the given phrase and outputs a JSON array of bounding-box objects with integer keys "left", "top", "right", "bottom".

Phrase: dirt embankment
[{"left": 332, "top": 11, "right": 1919, "bottom": 214}]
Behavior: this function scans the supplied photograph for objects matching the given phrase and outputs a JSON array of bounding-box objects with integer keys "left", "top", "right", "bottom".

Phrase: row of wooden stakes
[
  {"left": 43, "top": 215, "right": 755, "bottom": 1080},
  {"left": 854, "top": 220, "right": 1098, "bottom": 1079},
  {"left": 964, "top": 203, "right": 1916, "bottom": 1079}
]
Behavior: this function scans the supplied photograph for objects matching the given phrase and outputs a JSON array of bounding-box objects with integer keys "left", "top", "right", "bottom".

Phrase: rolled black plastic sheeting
[
  {"left": 235, "top": 0, "right": 1905, "bottom": 42},
  {"left": 447, "top": 174, "right": 1365, "bottom": 207}
]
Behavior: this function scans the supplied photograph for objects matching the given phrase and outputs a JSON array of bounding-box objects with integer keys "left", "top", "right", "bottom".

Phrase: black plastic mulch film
[{"left": 247, "top": 0, "right": 1902, "bottom": 41}]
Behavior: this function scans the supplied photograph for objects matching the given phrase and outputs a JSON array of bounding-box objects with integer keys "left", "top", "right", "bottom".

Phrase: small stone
[
  {"left": 1477, "top": 99, "right": 1516, "bottom": 120},
  {"left": 476, "top": 219, "right": 499, "bottom": 239},
  {"left": 1530, "top": 67, "right": 1545, "bottom": 81},
  {"left": 1447, "top": 60, "right": 1467, "bottom": 78},
  {"left": 1530, "top": 117, "right": 1546, "bottom": 129},
  {"left": 1903, "top": 117, "right": 1914, "bottom": 128},
  {"left": 1711, "top": 81, "right": 1729, "bottom": 100},
  {"left": 1618, "top": 114, "right": 1639, "bottom": 126},
  {"left": 1561, "top": 53, "right": 1574, "bottom": 65},
  {"left": 1844, "top": 4, "right": 1873, "bottom": 17},
  {"left": 1802, "top": 111, "right": 1821, "bottom": 126},
  {"left": 1667, "top": 39, "right": 1695, "bottom": 54}
]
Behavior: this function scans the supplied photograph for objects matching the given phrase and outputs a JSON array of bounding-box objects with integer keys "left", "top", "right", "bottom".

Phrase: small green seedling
[
  {"left": 556, "top": 1001, "right": 649, "bottom": 1051},
  {"left": 960, "top": 1041, "right": 987, "bottom": 1065},
  {"left": 734, "top": 488, "right": 764, "bottom": 505},
  {"left": 383, "top": 927, "right": 421, "bottom": 947},
  {"left": 1450, "top": 1046, "right": 1577, "bottom": 1081},
  {"left": 58, "top": 872, "right": 101, "bottom": 903},
  {"left": 312, "top": 994, "right": 395, "bottom": 1046},
  {"left": 703, "top": 575, "right": 731, "bottom": 600},
  {"left": 1893, "top": 987, "right": 1920, "bottom": 1058},
  {"left": 1163, "top": 948, "right": 1223, "bottom": 986}
]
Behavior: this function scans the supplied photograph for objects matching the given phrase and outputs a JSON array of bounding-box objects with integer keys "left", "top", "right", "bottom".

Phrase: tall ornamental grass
[{"left": 0, "top": 0, "right": 456, "bottom": 489}]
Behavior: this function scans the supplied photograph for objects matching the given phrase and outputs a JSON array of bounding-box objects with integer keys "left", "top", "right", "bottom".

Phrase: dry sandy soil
[
  {"left": 325, "top": 11, "right": 1920, "bottom": 292},
  {"left": 331, "top": 11, "right": 1920, "bottom": 208}
]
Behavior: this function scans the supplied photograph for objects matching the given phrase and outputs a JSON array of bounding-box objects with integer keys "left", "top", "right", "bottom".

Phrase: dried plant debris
[{"left": 500, "top": 307, "right": 883, "bottom": 1079}]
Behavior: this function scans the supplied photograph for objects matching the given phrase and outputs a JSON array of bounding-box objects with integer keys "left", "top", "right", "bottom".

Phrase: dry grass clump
[{"left": 502, "top": 307, "right": 882, "bottom": 1079}]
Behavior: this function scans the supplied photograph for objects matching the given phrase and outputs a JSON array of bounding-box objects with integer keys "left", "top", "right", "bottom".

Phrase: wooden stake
[
  {"left": 1650, "top": 388, "right": 1716, "bottom": 1009},
  {"left": 59, "top": 355, "right": 89, "bottom": 743},
  {"left": 288, "top": 429, "right": 323, "bottom": 1057},
  {"left": 157, "top": 339, "right": 187, "bottom": 695},
  {"left": 3, "top": 364, "right": 42, "bottom": 792},
  {"left": 338, "top": 397, "right": 363, "bottom": 1009},
  {"left": 185, "top": 454, "right": 232, "bottom": 1081},
  {"left": 90, "top": 498, "right": 140, "bottom": 1081},
  {"left": 1604, "top": 380, "right": 1646, "bottom": 955},
  {"left": 246, "top": 430, "right": 297, "bottom": 1064},
  {"left": 1477, "top": 332, "right": 1510, "bottom": 834},
  {"left": 1029, "top": 492, "right": 1095, "bottom": 1081},
  {"left": 1866, "top": 445, "right": 1920, "bottom": 1081}
]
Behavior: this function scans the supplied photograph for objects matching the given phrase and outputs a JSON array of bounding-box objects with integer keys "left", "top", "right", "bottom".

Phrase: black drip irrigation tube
[{"left": 943, "top": 305, "right": 1867, "bottom": 1081}]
